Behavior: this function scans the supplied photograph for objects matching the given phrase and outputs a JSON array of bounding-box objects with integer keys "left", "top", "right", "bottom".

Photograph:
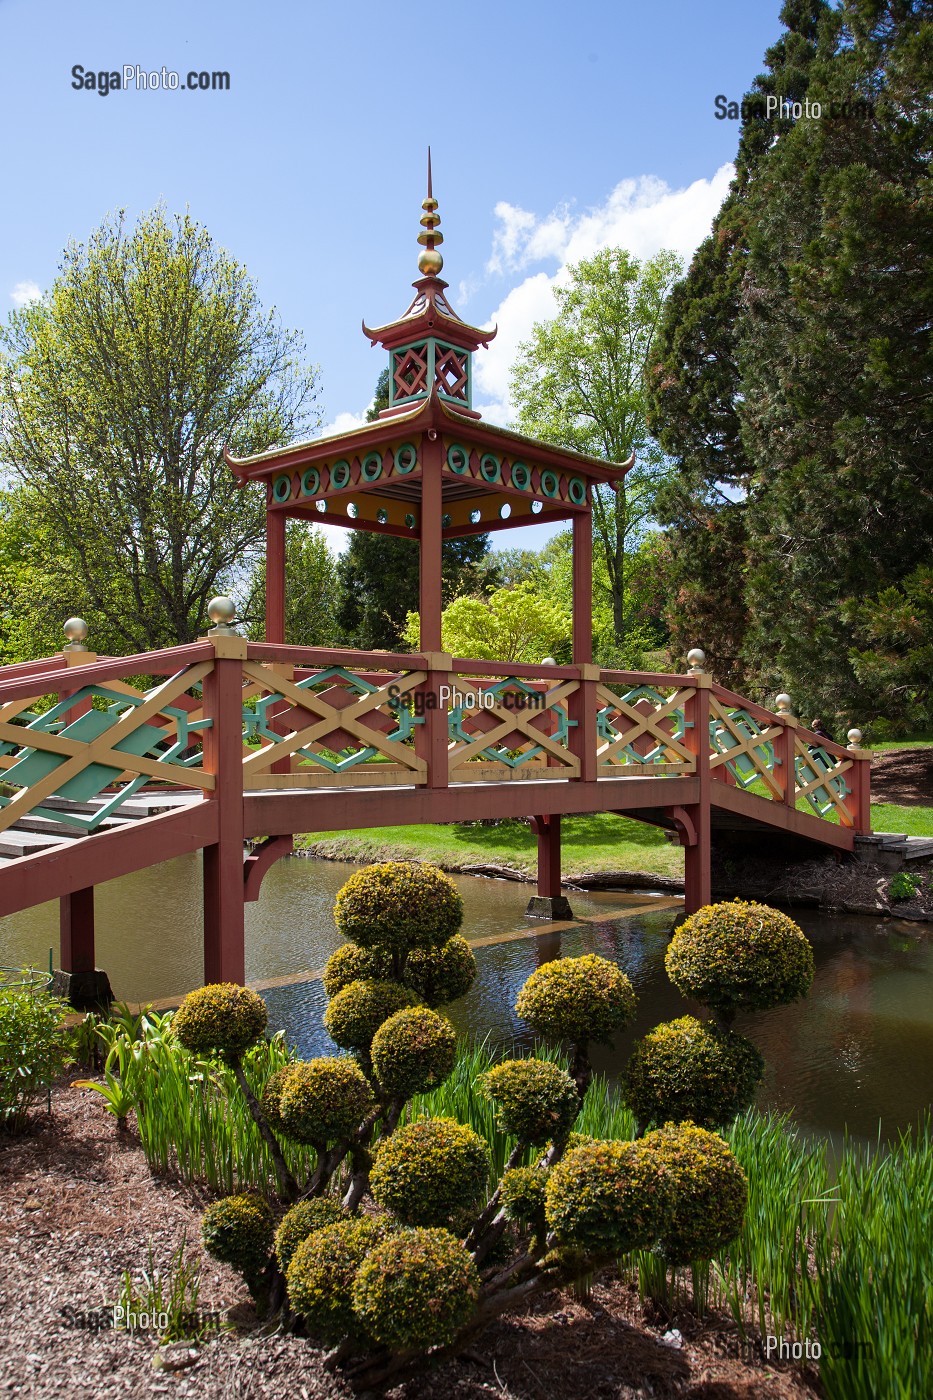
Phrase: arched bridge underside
[{"left": 0, "top": 640, "right": 870, "bottom": 994}]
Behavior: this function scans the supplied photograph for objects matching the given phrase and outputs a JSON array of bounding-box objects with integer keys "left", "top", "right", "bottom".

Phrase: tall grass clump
[
  {"left": 89, "top": 1009, "right": 317, "bottom": 1193},
  {"left": 814, "top": 1117, "right": 933, "bottom": 1400}
]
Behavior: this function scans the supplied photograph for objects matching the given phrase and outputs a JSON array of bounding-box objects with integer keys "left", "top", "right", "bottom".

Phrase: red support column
[
  {"left": 532, "top": 814, "right": 561, "bottom": 897},
  {"left": 266, "top": 504, "right": 286, "bottom": 644},
  {"left": 683, "top": 677, "right": 712, "bottom": 913},
  {"left": 420, "top": 435, "right": 444, "bottom": 652},
  {"left": 60, "top": 887, "right": 95, "bottom": 973},
  {"left": 572, "top": 508, "right": 593, "bottom": 666},
  {"left": 202, "top": 639, "right": 247, "bottom": 985},
  {"left": 527, "top": 815, "right": 574, "bottom": 919}
]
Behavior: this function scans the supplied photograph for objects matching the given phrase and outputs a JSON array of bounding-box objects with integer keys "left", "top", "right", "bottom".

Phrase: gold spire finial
[{"left": 417, "top": 146, "right": 444, "bottom": 276}]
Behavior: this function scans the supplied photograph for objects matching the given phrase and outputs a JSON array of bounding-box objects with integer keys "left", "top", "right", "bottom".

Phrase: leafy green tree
[
  {"left": 244, "top": 521, "right": 339, "bottom": 646},
  {"left": 334, "top": 372, "right": 498, "bottom": 650},
  {"left": 648, "top": 0, "right": 933, "bottom": 722},
  {"left": 509, "top": 248, "right": 683, "bottom": 654},
  {"left": 0, "top": 207, "right": 319, "bottom": 657},
  {"left": 403, "top": 582, "right": 571, "bottom": 663},
  {"left": 647, "top": 0, "right": 833, "bottom": 688}
]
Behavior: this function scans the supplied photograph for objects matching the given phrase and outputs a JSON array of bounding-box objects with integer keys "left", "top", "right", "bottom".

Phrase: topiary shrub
[
  {"left": 277, "top": 1057, "right": 375, "bottom": 1145},
  {"left": 500, "top": 1165, "right": 550, "bottom": 1228},
  {"left": 622, "top": 1016, "right": 764, "bottom": 1130},
  {"left": 404, "top": 936, "right": 478, "bottom": 1007},
  {"left": 665, "top": 902, "right": 814, "bottom": 1025},
  {"left": 323, "top": 978, "right": 419, "bottom": 1053},
  {"left": 334, "top": 862, "right": 463, "bottom": 958},
  {"left": 515, "top": 954, "right": 636, "bottom": 1045},
  {"left": 370, "top": 1117, "right": 490, "bottom": 1228},
  {"left": 480, "top": 1058, "right": 579, "bottom": 1145},
  {"left": 544, "top": 1138, "right": 672, "bottom": 1257},
  {"left": 641, "top": 1121, "right": 748, "bottom": 1264},
  {"left": 351, "top": 1228, "right": 480, "bottom": 1350},
  {"left": 370, "top": 1006, "right": 457, "bottom": 1100},
  {"left": 260, "top": 1063, "right": 301, "bottom": 1134},
  {"left": 286, "top": 1216, "right": 389, "bottom": 1343},
  {"left": 322, "top": 943, "right": 388, "bottom": 998},
  {"left": 274, "top": 1198, "right": 344, "bottom": 1272},
  {"left": 201, "top": 1193, "right": 274, "bottom": 1281},
  {"left": 173, "top": 983, "right": 267, "bottom": 1059}
]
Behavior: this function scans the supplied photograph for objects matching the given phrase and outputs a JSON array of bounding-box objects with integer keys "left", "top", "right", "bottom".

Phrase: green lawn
[
  {"left": 868, "top": 737, "right": 933, "bottom": 752},
  {"left": 870, "top": 803, "right": 933, "bottom": 836},
  {"left": 299, "top": 813, "right": 684, "bottom": 881}
]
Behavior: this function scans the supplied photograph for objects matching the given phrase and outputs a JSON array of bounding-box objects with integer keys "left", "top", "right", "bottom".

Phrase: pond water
[{"left": 2, "top": 853, "right": 931, "bottom": 1143}]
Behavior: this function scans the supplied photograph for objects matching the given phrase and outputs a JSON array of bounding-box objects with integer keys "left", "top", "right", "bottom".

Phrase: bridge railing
[{"left": 0, "top": 638, "right": 871, "bottom": 837}]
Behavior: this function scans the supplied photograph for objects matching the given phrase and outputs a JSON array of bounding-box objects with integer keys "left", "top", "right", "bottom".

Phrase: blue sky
[{"left": 1, "top": 0, "right": 784, "bottom": 549}]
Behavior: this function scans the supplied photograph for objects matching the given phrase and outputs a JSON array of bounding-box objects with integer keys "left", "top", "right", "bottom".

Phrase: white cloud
[
  {"left": 319, "top": 408, "right": 368, "bottom": 439},
  {"left": 10, "top": 280, "right": 41, "bottom": 308},
  {"left": 475, "top": 164, "right": 735, "bottom": 424}
]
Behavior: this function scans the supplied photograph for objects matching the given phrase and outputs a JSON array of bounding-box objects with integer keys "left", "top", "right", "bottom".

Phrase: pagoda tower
[{"left": 226, "top": 158, "right": 633, "bottom": 659}]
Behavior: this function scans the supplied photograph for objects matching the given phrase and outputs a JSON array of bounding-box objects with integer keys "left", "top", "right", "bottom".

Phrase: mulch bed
[
  {"left": 0, "top": 1083, "right": 819, "bottom": 1399},
  {"left": 869, "top": 747, "right": 933, "bottom": 807}
]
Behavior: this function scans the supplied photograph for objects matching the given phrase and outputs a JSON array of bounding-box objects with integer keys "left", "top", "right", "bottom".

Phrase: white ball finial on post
[
  {"left": 686, "top": 647, "right": 706, "bottom": 677},
  {"left": 775, "top": 692, "right": 793, "bottom": 717},
  {"left": 207, "top": 596, "right": 238, "bottom": 637},
  {"left": 847, "top": 728, "right": 863, "bottom": 750},
  {"left": 63, "top": 617, "right": 89, "bottom": 652}
]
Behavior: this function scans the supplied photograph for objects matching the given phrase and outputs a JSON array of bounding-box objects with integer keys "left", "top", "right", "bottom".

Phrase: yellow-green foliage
[
  {"left": 404, "top": 935, "right": 478, "bottom": 1007},
  {"left": 201, "top": 1193, "right": 274, "bottom": 1278},
  {"left": 322, "top": 943, "right": 389, "bottom": 998},
  {"left": 173, "top": 983, "right": 267, "bottom": 1059},
  {"left": 351, "top": 1228, "right": 480, "bottom": 1350},
  {"left": 622, "top": 1016, "right": 764, "bottom": 1129},
  {"left": 666, "top": 901, "right": 814, "bottom": 1021},
  {"left": 515, "top": 954, "right": 636, "bottom": 1044},
  {"left": 323, "top": 978, "right": 418, "bottom": 1052},
  {"left": 545, "top": 1138, "right": 672, "bottom": 1256},
  {"left": 480, "top": 1058, "right": 579, "bottom": 1145},
  {"left": 324, "top": 936, "right": 477, "bottom": 1008},
  {"left": 370, "top": 1117, "right": 489, "bottom": 1228},
  {"left": 500, "top": 1165, "right": 550, "bottom": 1226},
  {"left": 259, "top": 1063, "right": 300, "bottom": 1134},
  {"left": 371, "top": 1006, "right": 457, "bottom": 1100},
  {"left": 286, "top": 1216, "right": 388, "bottom": 1343},
  {"left": 274, "top": 1198, "right": 344, "bottom": 1272},
  {"left": 277, "top": 1057, "right": 375, "bottom": 1144},
  {"left": 334, "top": 861, "right": 463, "bottom": 955},
  {"left": 642, "top": 1121, "right": 748, "bottom": 1264}
]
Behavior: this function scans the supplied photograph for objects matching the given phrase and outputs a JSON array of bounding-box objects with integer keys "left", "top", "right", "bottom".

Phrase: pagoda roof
[{"left": 225, "top": 391, "right": 633, "bottom": 487}]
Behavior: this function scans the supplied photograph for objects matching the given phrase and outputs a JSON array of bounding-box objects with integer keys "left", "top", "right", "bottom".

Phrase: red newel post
[
  {"left": 683, "top": 650, "right": 712, "bottom": 913},
  {"left": 774, "top": 693, "right": 798, "bottom": 809},
  {"left": 569, "top": 664, "right": 599, "bottom": 784},
  {"left": 416, "top": 654, "right": 451, "bottom": 790},
  {"left": 846, "top": 729, "right": 872, "bottom": 834},
  {"left": 201, "top": 634, "right": 247, "bottom": 985}
]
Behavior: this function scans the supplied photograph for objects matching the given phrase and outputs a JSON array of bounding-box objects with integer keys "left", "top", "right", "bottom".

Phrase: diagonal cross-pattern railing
[
  {"left": 0, "top": 653, "right": 215, "bottom": 835},
  {"left": 239, "top": 657, "right": 428, "bottom": 788},
  {"left": 596, "top": 674, "right": 696, "bottom": 777},
  {"left": 446, "top": 665, "right": 580, "bottom": 782}
]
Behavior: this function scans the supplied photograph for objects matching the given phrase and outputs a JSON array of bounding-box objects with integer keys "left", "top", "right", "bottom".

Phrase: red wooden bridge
[
  {"left": 0, "top": 635, "right": 871, "bottom": 997},
  {"left": 0, "top": 166, "right": 872, "bottom": 998}
]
